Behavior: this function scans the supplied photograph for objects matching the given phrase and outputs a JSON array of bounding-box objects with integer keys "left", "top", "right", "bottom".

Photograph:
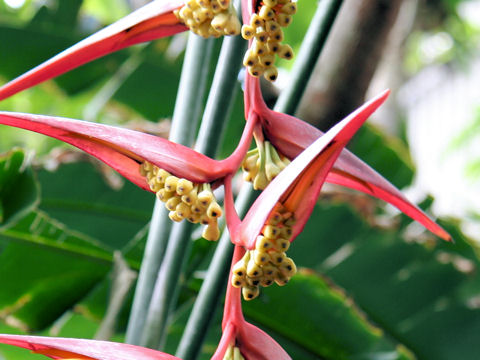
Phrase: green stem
[
  {"left": 139, "top": 28, "right": 243, "bottom": 348},
  {"left": 274, "top": 0, "right": 344, "bottom": 115},
  {"left": 175, "top": 184, "right": 257, "bottom": 360},
  {"left": 126, "top": 33, "right": 215, "bottom": 345},
  {"left": 195, "top": 28, "right": 246, "bottom": 156},
  {"left": 141, "top": 220, "right": 195, "bottom": 349}
]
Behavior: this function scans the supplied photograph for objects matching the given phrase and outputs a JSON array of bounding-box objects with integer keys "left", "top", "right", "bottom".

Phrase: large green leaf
[
  {"left": 243, "top": 272, "right": 412, "bottom": 360},
  {"left": 37, "top": 160, "right": 154, "bottom": 250},
  {"left": 0, "top": 149, "right": 39, "bottom": 227},
  {"left": 290, "top": 202, "right": 480, "bottom": 360}
]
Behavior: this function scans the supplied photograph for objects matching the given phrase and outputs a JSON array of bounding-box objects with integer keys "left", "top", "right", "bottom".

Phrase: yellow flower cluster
[
  {"left": 174, "top": 0, "right": 241, "bottom": 38},
  {"left": 223, "top": 345, "right": 245, "bottom": 360},
  {"left": 241, "top": 0, "right": 297, "bottom": 81},
  {"left": 231, "top": 204, "right": 297, "bottom": 300},
  {"left": 140, "top": 161, "right": 222, "bottom": 241},
  {"left": 242, "top": 141, "right": 290, "bottom": 190}
]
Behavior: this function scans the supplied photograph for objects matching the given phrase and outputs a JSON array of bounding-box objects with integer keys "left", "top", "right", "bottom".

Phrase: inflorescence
[
  {"left": 232, "top": 203, "right": 297, "bottom": 300},
  {"left": 241, "top": 0, "right": 297, "bottom": 82},
  {"left": 141, "top": 161, "right": 222, "bottom": 241},
  {"left": 242, "top": 141, "right": 290, "bottom": 190},
  {"left": 174, "top": 0, "right": 241, "bottom": 38}
]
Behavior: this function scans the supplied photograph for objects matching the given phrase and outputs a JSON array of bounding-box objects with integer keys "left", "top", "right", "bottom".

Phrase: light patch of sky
[
  {"left": 4, "top": 0, "right": 25, "bottom": 9},
  {"left": 458, "top": 0, "right": 480, "bottom": 27},
  {"left": 399, "top": 57, "right": 480, "bottom": 242}
]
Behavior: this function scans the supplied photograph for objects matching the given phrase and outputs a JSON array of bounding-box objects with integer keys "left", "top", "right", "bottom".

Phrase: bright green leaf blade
[
  {"left": 0, "top": 149, "right": 39, "bottom": 227},
  {"left": 37, "top": 160, "right": 154, "bottom": 249},
  {"left": 243, "top": 272, "right": 411, "bottom": 360}
]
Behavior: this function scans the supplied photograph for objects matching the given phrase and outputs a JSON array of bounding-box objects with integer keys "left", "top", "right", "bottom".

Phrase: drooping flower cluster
[
  {"left": 141, "top": 161, "right": 223, "bottom": 240},
  {"left": 174, "top": 0, "right": 241, "bottom": 37},
  {"left": 241, "top": 0, "right": 296, "bottom": 81},
  {"left": 232, "top": 203, "right": 296, "bottom": 300}
]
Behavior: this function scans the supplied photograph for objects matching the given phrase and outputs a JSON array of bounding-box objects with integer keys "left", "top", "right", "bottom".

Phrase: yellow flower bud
[
  {"left": 246, "top": 257, "right": 263, "bottom": 278},
  {"left": 164, "top": 175, "right": 179, "bottom": 192},
  {"left": 241, "top": 24, "right": 255, "bottom": 39},
  {"left": 252, "top": 249, "right": 270, "bottom": 266},
  {"left": 175, "top": 202, "right": 191, "bottom": 218},
  {"left": 202, "top": 222, "right": 220, "bottom": 241},
  {"left": 242, "top": 285, "right": 259, "bottom": 300},
  {"left": 255, "top": 235, "right": 273, "bottom": 251},
  {"left": 157, "top": 188, "right": 175, "bottom": 202},
  {"left": 166, "top": 196, "right": 181, "bottom": 211},
  {"left": 279, "top": 257, "right": 297, "bottom": 277},
  {"left": 259, "top": 5, "right": 275, "bottom": 21},
  {"left": 275, "top": 237, "right": 290, "bottom": 252},
  {"left": 243, "top": 51, "right": 259, "bottom": 68},
  {"left": 278, "top": 43, "right": 293, "bottom": 59},
  {"left": 181, "top": 187, "right": 198, "bottom": 205},
  {"left": 176, "top": 178, "right": 194, "bottom": 195},
  {"left": 168, "top": 210, "right": 183, "bottom": 222},
  {"left": 250, "top": 14, "right": 264, "bottom": 27},
  {"left": 281, "top": 2, "right": 297, "bottom": 15},
  {"left": 207, "top": 201, "right": 223, "bottom": 218},
  {"left": 253, "top": 170, "right": 269, "bottom": 190},
  {"left": 277, "top": 13, "right": 292, "bottom": 27},
  {"left": 231, "top": 274, "right": 246, "bottom": 288},
  {"left": 270, "top": 251, "right": 286, "bottom": 265},
  {"left": 263, "top": 224, "right": 280, "bottom": 239}
]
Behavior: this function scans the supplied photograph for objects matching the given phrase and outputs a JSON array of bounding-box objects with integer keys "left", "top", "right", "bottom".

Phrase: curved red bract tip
[
  {"left": 0, "top": 111, "right": 227, "bottom": 189},
  {"left": 0, "top": 0, "right": 187, "bottom": 102},
  {"left": 0, "top": 334, "right": 181, "bottom": 360}
]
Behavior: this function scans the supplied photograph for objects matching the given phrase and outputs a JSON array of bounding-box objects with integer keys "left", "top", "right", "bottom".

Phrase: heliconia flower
[
  {"left": 0, "top": 0, "right": 242, "bottom": 102},
  {"left": 225, "top": 90, "right": 451, "bottom": 300},
  {"left": 0, "top": 111, "right": 255, "bottom": 241},
  {"left": 239, "top": 0, "right": 298, "bottom": 82},
  {"left": 211, "top": 246, "right": 291, "bottom": 360},
  {"left": 242, "top": 74, "right": 451, "bottom": 242},
  {"left": 0, "top": 334, "right": 181, "bottom": 360}
]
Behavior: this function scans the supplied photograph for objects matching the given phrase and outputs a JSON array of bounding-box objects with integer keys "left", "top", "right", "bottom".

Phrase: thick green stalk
[
  {"left": 140, "top": 34, "right": 245, "bottom": 349},
  {"left": 195, "top": 31, "right": 247, "bottom": 157},
  {"left": 274, "top": 0, "right": 344, "bottom": 115},
  {"left": 141, "top": 220, "right": 195, "bottom": 349},
  {"left": 174, "top": 24, "right": 246, "bottom": 358},
  {"left": 126, "top": 34, "right": 215, "bottom": 345},
  {"left": 139, "top": 30, "right": 243, "bottom": 348},
  {"left": 175, "top": 185, "right": 257, "bottom": 360}
]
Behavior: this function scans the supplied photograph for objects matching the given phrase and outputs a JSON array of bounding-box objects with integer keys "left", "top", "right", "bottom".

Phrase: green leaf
[
  {"left": 243, "top": 272, "right": 411, "bottom": 360},
  {"left": 292, "top": 202, "right": 480, "bottom": 360},
  {"left": 348, "top": 124, "right": 414, "bottom": 189},
  {"left": 0, "top": 149, "right": 39, "bottom": 227},
  {"left": 37, "top": 160, "right": 154, "bottom": 249},
  {"left": 0, "top": 242, "right": 108, "bottom": 331}
]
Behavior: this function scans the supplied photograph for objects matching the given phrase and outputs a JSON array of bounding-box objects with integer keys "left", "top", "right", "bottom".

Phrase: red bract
[
  {"left": 0, "top": 111, "right": 255, "bottom": 192},
  {"left": 230, "top": 90, "right": 390, "bottom": 248},
  {"left": 244, "top": 75, "right": 451, "bottom": 242},
  {"left": 0, "top": 334, "right": 180, "bottom": 360},
  {"left": 0, "top": 0, "right": 187, "bottom": 102}
]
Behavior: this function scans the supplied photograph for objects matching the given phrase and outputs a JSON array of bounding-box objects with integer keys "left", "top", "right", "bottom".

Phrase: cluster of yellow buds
[
  {"left": 241, "top": 0, "right": 297, "bottom": 81},
  {"left": 174, "top": 0, "right": 241, "bottom": 38},
  {"left": 231, "top": 203, "right": 297, "bottom": 300},
  {"left": 140, "top": 161, "right": 222, "bottom": 241},
  {"left": 223, "top": 345, "right": 245, "bottom": 360},
  {"left": 242, "top": 141, "right": 290, "bottom": 190}
]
